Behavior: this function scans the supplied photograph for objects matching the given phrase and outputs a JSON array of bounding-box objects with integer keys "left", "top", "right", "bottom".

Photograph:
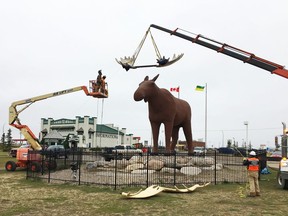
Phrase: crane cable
[
  {"left": 130, "top": 29, "right": 149, "bottom": 66},
  {"left": 129, "top": 28, "right": 163, "bottom": 66},
  {"left": 149, "top": 29, "right": 162, "bottom": 60}
]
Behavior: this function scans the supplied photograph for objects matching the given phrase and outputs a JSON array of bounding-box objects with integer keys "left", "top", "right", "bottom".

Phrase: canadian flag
[{"left": 170, "top": 87, "right": 180, "bottom": 92}]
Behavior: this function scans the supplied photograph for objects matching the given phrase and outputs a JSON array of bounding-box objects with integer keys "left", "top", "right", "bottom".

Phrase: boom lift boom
[{"left": 6, "top": 81, "right": 107, "bottom": 171}]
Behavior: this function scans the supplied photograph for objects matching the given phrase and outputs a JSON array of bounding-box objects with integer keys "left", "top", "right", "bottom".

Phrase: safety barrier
[{"left": 26, "top": 150, "right": 251, "bottom": 189}]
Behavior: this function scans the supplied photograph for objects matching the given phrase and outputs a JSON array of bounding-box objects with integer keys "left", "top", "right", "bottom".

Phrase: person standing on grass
[{"left": 243, "top": 151, "right": 260, "bottom": 197}]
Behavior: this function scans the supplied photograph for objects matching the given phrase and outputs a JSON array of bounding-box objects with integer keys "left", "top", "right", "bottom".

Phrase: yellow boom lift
[{"left": 5, "top": 80, "right": 107, "bottom": 171}]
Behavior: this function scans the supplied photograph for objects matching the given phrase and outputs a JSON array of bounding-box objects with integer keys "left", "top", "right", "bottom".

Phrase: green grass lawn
[
  {"left": 1, "top": 151, "right": 288, "bottom": 216},
  {"left": 0, "top": 151, "right": 17, "bottom": 170}
]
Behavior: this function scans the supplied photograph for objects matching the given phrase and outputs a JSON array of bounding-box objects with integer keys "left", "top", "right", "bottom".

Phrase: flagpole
[{"left": 205, "top": 83, "right": 207, "bottom": 150}]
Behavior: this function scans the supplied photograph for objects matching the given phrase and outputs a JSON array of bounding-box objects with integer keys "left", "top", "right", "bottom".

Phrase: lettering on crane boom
[{"left": 52, "top": 88, "right": 74, "bottom": 96}]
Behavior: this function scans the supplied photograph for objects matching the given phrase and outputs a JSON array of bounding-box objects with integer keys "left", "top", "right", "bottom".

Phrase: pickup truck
[
  {"left": 101, "top": 145, "right": 143, "bottom": 161},
  {"left": 277, "top": 157, "right": 288, "bottom": 189}
]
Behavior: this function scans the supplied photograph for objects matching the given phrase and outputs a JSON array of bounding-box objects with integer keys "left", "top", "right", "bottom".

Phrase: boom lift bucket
[{"left": 89, "top": 80, "right": 108, "bottom": 98}]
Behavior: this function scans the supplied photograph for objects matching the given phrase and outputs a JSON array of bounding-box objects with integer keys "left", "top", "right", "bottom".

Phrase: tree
[
  {"left": 6, "top": 129, "right": 12, "bottom": 149},
  {"left": 0, "top": 133, "right": 5, "bottom": 149},
  {"left": 248, "top": 141, "right": 252, "bottom": 150},
  {"left": 1, "top": 132, "right": 5, "bottom": 145},
  {"left": 227, "top": 139, "right": 232, "bottom": 148}
]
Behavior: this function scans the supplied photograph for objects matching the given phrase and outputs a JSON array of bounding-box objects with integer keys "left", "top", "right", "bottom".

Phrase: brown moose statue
[{"left": 134, "top": 74, "right": 193, "bottom": 154}]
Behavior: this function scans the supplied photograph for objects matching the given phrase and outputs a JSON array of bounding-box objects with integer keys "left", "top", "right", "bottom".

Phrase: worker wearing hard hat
[{"left": 243, "top": 151, "right": 260, "bottom": 197}]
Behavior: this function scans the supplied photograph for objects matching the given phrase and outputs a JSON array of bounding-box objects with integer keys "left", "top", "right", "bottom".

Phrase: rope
[
  {"left": 96, "top": 99, "right": 100, "bottom": 147},
  {"left": 130, "top": 27, "right": 163, "bottom": 65},
  {"left": 101, "top": 98, "right": 104, "bottom": 124},
  {"left": 131, "top": 28, "right": 150, "bottom": 66},
  {"left": 149, "top": 30, "right": 162, "bottom": 59},
  {"left": 98, "top": 98, "right": 105, "bottom": 148}
]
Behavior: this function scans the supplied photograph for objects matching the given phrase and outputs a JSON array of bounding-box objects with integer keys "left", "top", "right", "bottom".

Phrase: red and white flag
[{"left": 170, "top": 87, "right": 180, "bottom": 92}]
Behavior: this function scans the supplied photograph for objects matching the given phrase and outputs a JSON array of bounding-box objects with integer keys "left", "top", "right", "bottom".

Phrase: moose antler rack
[{"left": 116, "top": 28, "right": 184, "bottom": 71}]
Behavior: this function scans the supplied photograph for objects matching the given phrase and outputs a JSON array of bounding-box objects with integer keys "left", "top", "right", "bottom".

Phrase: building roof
[
  {"left": 97, "top": 124, "right": 124, "bottom": 135},
  {"left": 41, "top": 128, "right": 48, "bottom": 133},
  {"left": 43, "top": 130, "right": 65, "bottom": 140}
]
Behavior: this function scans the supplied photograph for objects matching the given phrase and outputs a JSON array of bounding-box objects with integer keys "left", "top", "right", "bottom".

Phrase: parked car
[
  {"left": 44, "top": 145, "right": 68, "bottom": 158},
  {"left": 193, "top": 147, "right": 207, "bottom": 156},
  {"left": 218, "top": 147, "right": 235, "bottom": 155},
  {"left": 101, "top": 145, "right": 142, "bottom": 161},
  {"left": 270, "top": 150, "right": 282, "bottom": 158}
]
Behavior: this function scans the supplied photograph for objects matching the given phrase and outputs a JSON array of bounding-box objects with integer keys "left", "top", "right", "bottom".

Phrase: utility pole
[{"left": 244, "top": 121, "right": 249, "bottom": 156}]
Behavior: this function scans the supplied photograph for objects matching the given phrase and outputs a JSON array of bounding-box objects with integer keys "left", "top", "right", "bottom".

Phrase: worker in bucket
[
  {"left": 94, "top": 70, "right": 102, "bottom": 92},
  {"left": 243, "top": 151, "right": 260, "bottom": 197}
]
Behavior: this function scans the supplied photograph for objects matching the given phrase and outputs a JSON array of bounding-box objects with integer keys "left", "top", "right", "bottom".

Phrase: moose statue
[{"left": 134, "top": 74, "right": 193, "bottom": 154}]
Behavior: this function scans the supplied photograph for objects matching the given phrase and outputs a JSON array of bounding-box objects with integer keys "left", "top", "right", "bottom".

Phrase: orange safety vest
[{"left": 247, "top": 157, "right": 259, "bottom": 171}]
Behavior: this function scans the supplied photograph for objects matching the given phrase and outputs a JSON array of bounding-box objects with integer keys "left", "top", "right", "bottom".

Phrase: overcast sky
[{"left": 1, "top": 0, "right": 288, "bottom": 149}]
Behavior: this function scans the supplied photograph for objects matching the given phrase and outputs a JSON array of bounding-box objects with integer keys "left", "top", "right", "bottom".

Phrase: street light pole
[
  {"left": 244, "top": 121, "right": 248, "bottom": 156},
  {"left": 221, "top": 130, "right": 224, "bottom": 147},
  {"left": 282, "top": 122, "right": 287, "bottom": 158},
  {"left": 2, "top": 123, "right": 5, "bottom": 135},
  {"left": 204, "top": 83, "right": 208, "bottom": 150},
  {"left": 117, "top": 127, "right": 120, "bottom": 145}
]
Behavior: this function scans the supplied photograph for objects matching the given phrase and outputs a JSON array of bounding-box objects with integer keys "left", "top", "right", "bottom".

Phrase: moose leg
[
  {"left": 164, "top": 122, "right": 173, "bottom": 153},
  {"left": 171, "top": 126, "right": 180, "bottom": 152},
  {"left": 150, "top": 122, "right": 161, "bottom": 153},
  {"left": 182, "top": 121, "right": 193, "bottom": 154}
]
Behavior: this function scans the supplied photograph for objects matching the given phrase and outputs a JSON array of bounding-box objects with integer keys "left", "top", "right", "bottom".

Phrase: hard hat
[{"left": 249, "top": 151, "right": 256, "bottom": 156}]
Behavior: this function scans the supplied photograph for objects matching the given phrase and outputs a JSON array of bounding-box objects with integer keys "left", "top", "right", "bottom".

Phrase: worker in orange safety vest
[{"left": 243, "top": 151, "right": 260, "bottom": 197}]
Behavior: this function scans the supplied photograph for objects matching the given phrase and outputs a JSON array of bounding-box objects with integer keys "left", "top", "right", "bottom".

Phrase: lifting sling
[{"left": 116, "top": 28, "right": 183, "bottom": 71}]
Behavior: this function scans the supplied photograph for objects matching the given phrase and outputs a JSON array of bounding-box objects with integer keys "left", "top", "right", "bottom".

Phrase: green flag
[{"left": 195, "top": 85, "right": 205, "bottom": 91}]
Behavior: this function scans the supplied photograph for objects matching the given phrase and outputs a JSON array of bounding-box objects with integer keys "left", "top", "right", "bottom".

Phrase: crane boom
[{"left": 150, "top": 24, "right": 288, "bottom": 79}]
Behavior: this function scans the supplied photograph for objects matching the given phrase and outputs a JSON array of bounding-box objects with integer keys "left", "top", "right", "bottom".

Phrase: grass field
[
  {"left": 0, "top": 151, "right": 17, "bottom": 170},
  {"left": 1, "top": 152, "right": 288, "bottom": 216}
]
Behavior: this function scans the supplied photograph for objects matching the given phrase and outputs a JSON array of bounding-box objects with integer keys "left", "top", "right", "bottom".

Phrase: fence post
[
  {"left": 26, "top": 152, "right": 29, "bottom": 180},
  {"left": 214, "top": 150, "right": 217, "bottom": 185},
  {"left": 78, "top": 149, "right": 81, "bottom": 185},
  {"left": 146, "top": 152, "right": 149, "bottom": 188},
  {"left": 48, "top": 151, "right": 51, "bottom": 183},
  {"left": 114, "top": 150, "right": 117, "bottom": 190},
  {"left": 173, "top": 153, "right": 177, "bottom": 186},
  {"left": 41, "top": 151, "right": 45, "bottom": 176}
]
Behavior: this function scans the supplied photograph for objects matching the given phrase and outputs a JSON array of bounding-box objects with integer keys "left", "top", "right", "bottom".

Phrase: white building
[{"left": 40, "top": 116, "right": 136, "bottom": 148}]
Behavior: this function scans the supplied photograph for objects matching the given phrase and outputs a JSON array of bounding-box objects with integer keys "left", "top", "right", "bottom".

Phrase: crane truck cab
[{"left": 277, "top": 157, "right": 288, "bottom": 189}]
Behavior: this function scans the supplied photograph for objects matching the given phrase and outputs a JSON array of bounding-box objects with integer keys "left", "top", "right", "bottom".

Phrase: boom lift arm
[
  {"left": 9, "top": 84, "right": 104, "bottom": 151},
  {"left": 150, "top": 24, "right": 288, "bottom": 79}
]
